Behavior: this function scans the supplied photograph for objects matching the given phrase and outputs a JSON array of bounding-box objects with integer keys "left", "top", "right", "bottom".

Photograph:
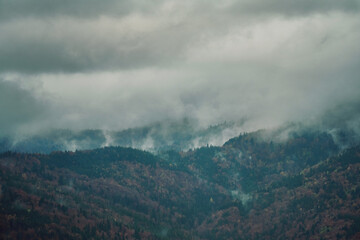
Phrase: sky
[{"left": 0, "top": 0, "right": 360, "bottom": 136}]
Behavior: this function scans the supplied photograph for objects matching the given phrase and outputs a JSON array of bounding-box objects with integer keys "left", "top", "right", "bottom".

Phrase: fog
[{"left": 0, "top": 0, "right": 359, "bottom": 139}]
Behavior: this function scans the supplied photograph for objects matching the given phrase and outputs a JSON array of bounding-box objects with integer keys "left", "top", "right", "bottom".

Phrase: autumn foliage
[{"left": 0, "top": 131, "right": 359, "bottom": 239}]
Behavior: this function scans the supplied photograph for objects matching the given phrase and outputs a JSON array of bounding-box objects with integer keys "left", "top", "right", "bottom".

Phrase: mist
[{"left": 0, "top": 0, "right": 359, "bottom": 141}]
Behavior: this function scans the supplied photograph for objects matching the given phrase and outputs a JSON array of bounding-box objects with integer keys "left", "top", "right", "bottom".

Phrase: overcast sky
[{"left": 0, "top": 0, "right": 359, "bottom": 135}]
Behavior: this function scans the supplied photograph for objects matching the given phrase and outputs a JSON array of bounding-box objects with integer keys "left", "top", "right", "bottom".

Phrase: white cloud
[{"left": 0, "top": 1, "right": 359, "bottom": 135}]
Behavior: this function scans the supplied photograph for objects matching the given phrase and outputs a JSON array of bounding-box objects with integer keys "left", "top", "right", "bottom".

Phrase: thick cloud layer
[
  {"left": 0, "top": 0, "right": 359, "bottom": 136},
  {"left": 0, "top": 80, "right": 45, "bottom": 135},
  {"left": 1, "top": 0, "right": 358, "bottom": 20}
]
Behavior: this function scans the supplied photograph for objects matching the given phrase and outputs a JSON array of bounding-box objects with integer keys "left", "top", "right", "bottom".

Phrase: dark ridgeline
[{"left": 0, "top": 131, "right": 359, "bottom": 239}]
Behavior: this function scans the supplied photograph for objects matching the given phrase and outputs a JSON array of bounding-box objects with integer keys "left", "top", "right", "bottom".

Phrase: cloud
[
  {"left": 0, "top": 80, "right": 45, "bottom": 135},
  {"left": 0, "top": 1, "right": 359, "bottom": 73},
  {"left": 1, "top": 0, "right": 358, "bottom": 21},
  {"left": 0, "top": 1, "right": 359, "bottom": 137},
  {"left": 229, "top": 0, "right": 360, "bottom": 17},
  {"left": 0, "top": 15, "right": 192, "bottom": 73},
  {"left": 0, "top": 0, "right": 159, "bottom": 20}
]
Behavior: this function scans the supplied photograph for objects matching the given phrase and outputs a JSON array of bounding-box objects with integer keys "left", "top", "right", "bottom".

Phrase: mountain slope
[
  {"left": 0, "top": 131, "right": 359, "bottom": 239},
  {"left": 0, "top": 120, "right": 243, "bottom": 154}
]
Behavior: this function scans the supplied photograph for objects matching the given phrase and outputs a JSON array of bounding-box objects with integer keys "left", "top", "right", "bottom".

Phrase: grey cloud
[
  {"left": 0, "top": 0, "right": 359, "bottom": 140},
  {"left": 0, "top": 80, "right": 45, "bottom": 135},
  {"left": 230, "top": 0, "right": 360, "bottom": 17},
  {"left": 1, "top": 0, "right": 358, "bottom": 21},
  {"left": 0, "top": 17, "right": 195, "bottom": 73},
  {"left": 1, "top": 1, "right": 359, "bottom": 73},
  {"left": 0, "top": 0, "right": 161, "bottom": 20},
  {"left": 320, "top": 101, "right": 360, "bottom": 133}
]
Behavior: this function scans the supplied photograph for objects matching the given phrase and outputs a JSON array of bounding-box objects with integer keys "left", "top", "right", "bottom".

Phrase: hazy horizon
[{"left": 1, "top": 0, "right": 359, "bottom": 137}]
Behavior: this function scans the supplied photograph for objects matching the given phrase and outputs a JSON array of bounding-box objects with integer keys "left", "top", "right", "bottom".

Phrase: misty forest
[{"left": 1, "top": 1, "right": 360, "bottom": 240}]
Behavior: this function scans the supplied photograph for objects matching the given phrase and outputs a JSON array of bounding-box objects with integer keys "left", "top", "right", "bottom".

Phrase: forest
[{"left": 1, "top": 130, "right": 359, "bottom": 239}]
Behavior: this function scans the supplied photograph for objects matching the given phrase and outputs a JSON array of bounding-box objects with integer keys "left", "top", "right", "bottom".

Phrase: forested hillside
[
  {"left": 0, "top": 120, "right": 242, "bottom": 154},
  {"left": 1, "top": 131, "right": 359, "bottom": 239}
]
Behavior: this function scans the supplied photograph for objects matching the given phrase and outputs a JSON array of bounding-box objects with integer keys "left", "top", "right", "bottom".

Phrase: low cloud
[
  {"left": 0, "top": 1, "right": 359, "bottom": 138},
  {"left": 0, "top": 80, "right": 45, "bottom": 135},
  {"left": 0, "top": 0, "right": 157, "bottom": 20},
  {"left": 230, "top": 0, "right": 360, "bottom": 17},
  {"left": 0, "top": 16, "right": 192, "bottom": 73},
  {"left": 1, "top": 1, "right": 359, "bottom": 73}
]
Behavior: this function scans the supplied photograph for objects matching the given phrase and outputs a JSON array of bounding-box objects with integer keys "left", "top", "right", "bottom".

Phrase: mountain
[
  {"left": 1, "top": 130, "right": 359, "bottom": 239},
  {"left": 0, "top": 120, "right": 244, "bottom": 154}
]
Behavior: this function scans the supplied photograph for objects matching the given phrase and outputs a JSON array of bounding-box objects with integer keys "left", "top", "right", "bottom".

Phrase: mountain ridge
[{"left": 1, "top": 130, "right": 359, "bottom": 239}]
